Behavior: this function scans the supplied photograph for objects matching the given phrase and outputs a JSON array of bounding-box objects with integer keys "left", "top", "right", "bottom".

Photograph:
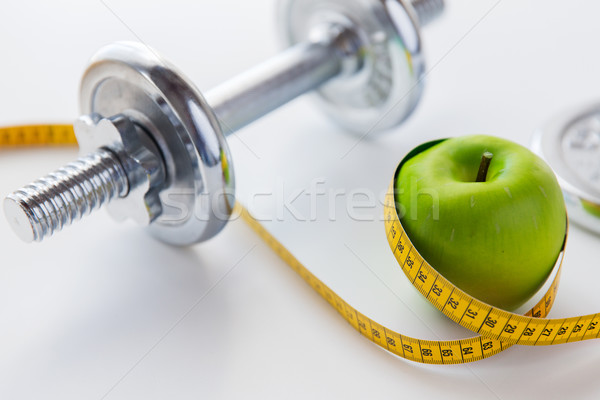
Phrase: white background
[{"left": 1, "top": 1, "right": 600, "bottom": 399}]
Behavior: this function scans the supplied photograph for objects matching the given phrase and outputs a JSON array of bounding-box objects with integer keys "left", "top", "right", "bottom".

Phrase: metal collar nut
[{"left": 74, "top": 115, "right": 166, "bottom": 225}]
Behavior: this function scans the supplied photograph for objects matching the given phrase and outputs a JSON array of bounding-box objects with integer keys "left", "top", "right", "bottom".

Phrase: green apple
[{"left": 395, "top": 135, "right": 566, "bottom": 310}]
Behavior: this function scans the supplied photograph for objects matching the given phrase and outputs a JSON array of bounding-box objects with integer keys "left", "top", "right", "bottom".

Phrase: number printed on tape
[{"left": 7, "top": 124, "right": 598, "bottom": 365}]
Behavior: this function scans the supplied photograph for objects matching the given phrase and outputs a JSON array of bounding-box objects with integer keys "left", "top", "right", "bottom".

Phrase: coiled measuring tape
[{"left": 3, "top": 124, "right": 599, "bottom": 364}]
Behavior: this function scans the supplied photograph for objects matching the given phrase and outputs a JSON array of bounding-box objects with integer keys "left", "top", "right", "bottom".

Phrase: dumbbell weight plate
[{"left": 280, "top": 0, "right": 425, "bottom": 134}]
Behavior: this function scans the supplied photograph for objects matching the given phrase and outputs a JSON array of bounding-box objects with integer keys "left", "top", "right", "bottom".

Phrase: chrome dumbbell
[{"left": 4, "top": 0, "right": 443, "bottom": 246}]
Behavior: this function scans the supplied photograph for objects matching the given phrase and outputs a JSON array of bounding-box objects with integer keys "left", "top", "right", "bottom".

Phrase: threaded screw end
[
  {"left": 4, "top": 148, "right": 128, "bottom": 242},
  {"left": 410, "top": 0, "right": 445, "bottom": 26}
]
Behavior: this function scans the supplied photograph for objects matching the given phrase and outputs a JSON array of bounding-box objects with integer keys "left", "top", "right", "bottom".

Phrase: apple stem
[{"left": 476, "top": 152, "right": 493, "bottom": 182}]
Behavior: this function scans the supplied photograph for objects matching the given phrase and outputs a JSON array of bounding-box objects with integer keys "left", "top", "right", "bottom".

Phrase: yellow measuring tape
[
  {"left": 0, "top": 124, "right": 77, "bottom": 147},
  {"left": 3, "top": 124, "right": 599, "bottom": 364}
]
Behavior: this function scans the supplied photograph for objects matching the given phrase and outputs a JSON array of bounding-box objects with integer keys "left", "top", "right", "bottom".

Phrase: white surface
[{"left": 1, "top": 1, "right": 599, "bottom": 399}]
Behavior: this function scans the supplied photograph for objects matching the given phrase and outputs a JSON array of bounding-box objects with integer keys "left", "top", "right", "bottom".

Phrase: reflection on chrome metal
[
  {"left": 532, "top": 102, "right": 600, "bottom": 234},
  {"left": 280, "top": 0, "right": 435, "bottom": 133},
  {"left": 3, "top": 0, "right": 444, "bottom": 245}
]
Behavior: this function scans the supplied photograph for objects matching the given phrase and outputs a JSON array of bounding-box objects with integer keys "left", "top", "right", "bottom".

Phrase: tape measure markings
[
  {"left": 0, "top": 124, "right": 77, "bottom": 147},
  {"left": 2, "top": 124, "right": 598, "bottom": 365},
  {"left": 384, "top": 187, "right": 600, "bottom": 346}
]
